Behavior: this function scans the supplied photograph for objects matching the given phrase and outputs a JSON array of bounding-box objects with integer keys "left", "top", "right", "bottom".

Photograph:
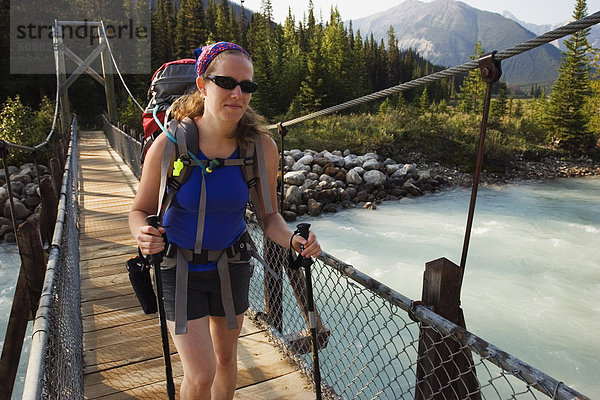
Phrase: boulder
[
  {"left": 307, "top": 198, "right": 322, "bottom": 216},
  {"left": 343, "top": 155, "right": 361, "bottom": 169},
  {"left": 288, "top": 149, "right": 304, "bottom": 160},
  {"left": 363, "top": 152, "right": 379, "bottom": 160},
  {"left": 4, "top": 198, "right": 30, "bottom": 220},
  {"left": 362, "top": 158, "right": 382, "bottom": 171},
  {"left": 385, "top": 164, "right": 401, "bottom": 175},
  {"left": 284, "top": 185, "right": 302, "bottom": 205},
  {"left": 319, "top": 174, "right": 336, "bottom": 184},
  {"left": 284, "top": 171, "right": 307, "bottom": 185},
  {"left": 345, "top": 168, "right": 363, "bottom": 186},
  {"left": 311, "top": 164, "right": 324, "bottom": 175},
  {"left": 363, "top": 170, "right": 387, "bottom": 186}
]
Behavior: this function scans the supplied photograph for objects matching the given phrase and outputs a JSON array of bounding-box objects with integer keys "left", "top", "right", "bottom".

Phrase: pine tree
[
  {"left": 458, "top": 41, "right": 486, "bottom": 113},
  {"left": 546, "top": 0, "right": 595, "bottom": 154},
  {"left": 151, "top": 0, "right": 175, "bottom": 69},
  {"left": 386, "top": 25, "right": 401, "bottom": 86}
]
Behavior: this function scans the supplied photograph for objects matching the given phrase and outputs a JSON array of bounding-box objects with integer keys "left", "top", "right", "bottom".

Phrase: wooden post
[
  {"left": 50, "top": 157, "right": 62, "bottom": 199},
  {"left": 58, "top": 138, "right": 66, "bottom": 168},
  {"left": 39, "top": 177, "right": 58, "bottom": 246},
  {"left": 414, "top": 257, "right": 481, "bottom": 400},
  {"left": 0, "top": 220, "right": 46, "bottom": 400}
]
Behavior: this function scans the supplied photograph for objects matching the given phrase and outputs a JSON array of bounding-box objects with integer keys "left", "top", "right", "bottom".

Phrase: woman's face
[{"left": 198, "top": 53, "right": 254, "bottom": 125}]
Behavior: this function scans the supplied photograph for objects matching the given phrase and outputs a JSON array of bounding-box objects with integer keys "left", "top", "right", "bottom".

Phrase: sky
[{"left": 239, "top": 0, "right": 600, "bottom": 26}]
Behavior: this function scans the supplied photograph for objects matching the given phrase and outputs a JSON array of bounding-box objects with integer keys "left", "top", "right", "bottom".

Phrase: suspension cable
[
  {"left": 100, "top": 21, "right": 145, "bottom": 113},
  {"left": 268, "top": 10, "right": 600, "bottom": 130}
]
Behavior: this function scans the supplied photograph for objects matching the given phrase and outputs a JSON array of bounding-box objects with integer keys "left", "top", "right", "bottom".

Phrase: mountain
[
  {"left": 501, "top": 10, "right": 600, "bottom": 52},
  {"left": 349, "top": 0, "right": 563, "bottom": 87}
]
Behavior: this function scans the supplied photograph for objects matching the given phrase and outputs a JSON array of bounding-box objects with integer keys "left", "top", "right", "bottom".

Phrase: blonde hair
[{"left": 170, "top": 50, "right": 271, "bottom": 144}]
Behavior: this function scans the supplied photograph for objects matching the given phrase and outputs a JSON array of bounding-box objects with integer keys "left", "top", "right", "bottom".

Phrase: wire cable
[{"left": 100, "top": 21, "right": 145, "bottom": 113}]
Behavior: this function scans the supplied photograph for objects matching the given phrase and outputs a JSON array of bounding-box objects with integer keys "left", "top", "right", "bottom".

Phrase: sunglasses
[{"left": 206, "top": 75, "right": 258, "bottom": 93}]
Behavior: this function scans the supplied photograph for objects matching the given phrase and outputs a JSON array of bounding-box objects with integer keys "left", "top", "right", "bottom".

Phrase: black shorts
[{"left": 161, "top": 262, "right": 252, "bottom": 322}]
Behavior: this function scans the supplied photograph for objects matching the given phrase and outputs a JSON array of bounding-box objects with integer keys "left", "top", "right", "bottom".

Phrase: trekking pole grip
[{"left": 145, "top": 215, "right": 164, "bottom": 264}]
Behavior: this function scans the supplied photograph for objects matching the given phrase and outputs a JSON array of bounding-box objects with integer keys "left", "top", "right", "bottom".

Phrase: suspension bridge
[{"left": 1, "top": 12, "right": 599, "bottom": 400}]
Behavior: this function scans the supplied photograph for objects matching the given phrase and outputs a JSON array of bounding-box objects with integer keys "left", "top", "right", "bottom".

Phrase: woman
[{"left": 129, "top": 41, "right": 321, "bottom": 399}]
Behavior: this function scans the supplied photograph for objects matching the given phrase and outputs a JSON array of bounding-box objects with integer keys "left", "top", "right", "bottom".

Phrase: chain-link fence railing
[
  {"left": 22, "top": 117, "right": 83, "bottom": 399},
  {"left": 246, "top": 223, "right": 590, "bottom": 400}
]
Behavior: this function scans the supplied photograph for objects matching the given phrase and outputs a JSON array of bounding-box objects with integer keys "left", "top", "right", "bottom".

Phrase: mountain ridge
[{"left": 349, "top": 0, "right": 563, "bottom": 86}]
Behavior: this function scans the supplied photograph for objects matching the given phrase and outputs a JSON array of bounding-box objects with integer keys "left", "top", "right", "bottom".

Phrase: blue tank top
[{"left": 163, "top": 148, "right": 249, "bottom": 271}]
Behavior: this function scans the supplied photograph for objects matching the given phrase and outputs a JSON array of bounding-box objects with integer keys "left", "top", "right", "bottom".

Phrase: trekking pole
[
  {"left": 295, "top": 223, "right": 322, "bottom": 400},
  {"left": 145, "top": 215, "right": 176, "bottom": 400}
]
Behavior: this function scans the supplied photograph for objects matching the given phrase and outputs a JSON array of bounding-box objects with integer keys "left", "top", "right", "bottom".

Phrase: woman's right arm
[{"left": 129, "top": 133, "right": 168, "bottom": 255}]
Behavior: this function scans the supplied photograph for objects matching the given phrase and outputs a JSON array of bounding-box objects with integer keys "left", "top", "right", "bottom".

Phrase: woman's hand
[
  {"left": 291, "top": 230, "right": 321, "bottom": 259},
  {"left": 136, "top": 225, "right": 166, "bottom": 255}
]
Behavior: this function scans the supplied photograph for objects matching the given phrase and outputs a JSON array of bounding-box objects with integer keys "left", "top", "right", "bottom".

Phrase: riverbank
[{"left": 279, "top": 149, "right": 600, "bottom": 220}]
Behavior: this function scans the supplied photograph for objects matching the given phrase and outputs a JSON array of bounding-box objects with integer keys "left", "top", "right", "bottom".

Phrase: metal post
[{"left": 459, "top": 51, "right": 502, "bottom": 273}]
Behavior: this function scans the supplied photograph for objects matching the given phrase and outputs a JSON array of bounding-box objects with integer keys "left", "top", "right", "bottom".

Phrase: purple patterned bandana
[{"left": 194, "top": 42, "right": 251, "bottom": 77}]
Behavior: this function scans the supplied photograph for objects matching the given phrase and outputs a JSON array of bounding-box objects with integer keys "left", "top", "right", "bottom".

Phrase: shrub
[{"left": 0, "top": 95, "right": 54, "bottom": 165}]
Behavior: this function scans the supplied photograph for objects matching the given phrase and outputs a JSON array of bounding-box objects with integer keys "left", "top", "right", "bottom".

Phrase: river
[
  {"left": 1, "top": 177, "right": 599, "bottom": 398},
  {"left": 309, "top": 176, "right": 599, "bottom": 397}
]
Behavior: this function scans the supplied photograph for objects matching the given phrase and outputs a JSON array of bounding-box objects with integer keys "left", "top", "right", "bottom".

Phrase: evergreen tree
[
  {"left": 280, "top": 9, "right": 305, "bottom": 114},
  {"left": 151, "top": 0, "right": 175, "bottom": 69},
  {"left": 547, "top": 0, "right": 595, "bottom": 153},
  {"left": 490, "top": 81, "right": 508, "bottom": 126},
  {"left": 386, "top": 26, "right": 401, "bottom": 86},
  {"left": 458, "top": 41, "right": 486, "bottom": 113},
  {"left": 174, "top": 0, "right": 206, "bottom": 58}
]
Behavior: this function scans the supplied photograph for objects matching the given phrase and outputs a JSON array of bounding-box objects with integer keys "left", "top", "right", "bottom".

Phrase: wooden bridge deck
[{"left": 79, "top": 130, "right": 314, "bottom": 399}]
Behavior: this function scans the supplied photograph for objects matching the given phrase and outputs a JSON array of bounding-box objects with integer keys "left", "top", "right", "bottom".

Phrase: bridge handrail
[{"left": 21, "top": 116, "right": 82, "bottom": 399}]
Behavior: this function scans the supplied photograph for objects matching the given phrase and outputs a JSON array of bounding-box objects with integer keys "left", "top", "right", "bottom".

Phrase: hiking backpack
[{"left": 141, "top": 58, "right": 197, "bottom": 162}]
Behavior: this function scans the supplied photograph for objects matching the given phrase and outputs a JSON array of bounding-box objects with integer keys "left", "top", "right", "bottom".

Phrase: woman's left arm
[{"left": 258, "top": 135, "right": 321, "bottom": 259}]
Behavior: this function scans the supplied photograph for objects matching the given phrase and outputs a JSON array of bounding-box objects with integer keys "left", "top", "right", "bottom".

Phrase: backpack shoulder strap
[
  {"left": 240, "top": 134, "right": 275, "bottom": 226},
  {"left": 157, "top": 117, "right": 198, "bottom": 220}
]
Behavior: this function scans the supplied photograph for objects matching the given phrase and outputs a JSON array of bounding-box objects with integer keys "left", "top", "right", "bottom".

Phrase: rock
[
  {"left": 343, "top": 149, "right": 351, "bottom": 156},
  {"left": 343, "top": 155, "right": 361, "bottom": 169},
  {"left": 296, "top": 154, "right": 313, "bottom": 166},
  {"left": 307, "top": 198, "right": 322, "bottom": 216},
  {"left": 0, "top": 224, "right": 13, "bottom": 238},
  {"left": 306, "top": 172, "right": 319, "bottom": 181},
  {"left": 0, "top": 217, "right": 11, "bottom": 226},
  {"left": 353, "top": 190, "right": 369, "bottom": 203},
  {"left": 10, "top": 173, "right": 32, "bottom": 186},
  {"left": 404, "top": 163, "right": 416, "bottom": 173},
  {"left": 363, "top": 170, "right": 387, "bottom": 186},
  {"left": 285, "top": 185, "right": 302, "bottom": 205},
  {"left": 319, "top": 174, "right": 336, "bottom": 184},
  {"left": 403, "top": 181, "right": 422, "bottom": 196},
  {"left": 322, "top": 203, "right": 337, "bottom": 213},
  {"left": 324, "top": 166, "right": 339, "bottom": 176},
  {"left": 363, "top": 202, "right": 377, "bottom": 210},
  {"left": 345, "top": 187, "right": 357, "bottom": 200},
  {"left": 291, "top": 161, "right": 311, "bottom": 172},
  {"left": 345, "top": 168, "right": 363, "bottom": 185},
  {"left": 364, "top": 152, "right": 379, "bottom": 160},
  {"left": 301, "top": 179, "right": 318, "bottom": 190},
  {"left": 323, "top": 151, "right": 345, "bottom": 167},
  {"left": 382, "top": 158, "right": 396, "bottom": 166},
  {"left": 312, "top": 154, "right": 329, "bottom": 167},
  {"left": 282, "top": 211, "right": 297, "bottom": 222},
  {"left": 284, "top": 171, "right": 307, "bottom": 185},
  {"left": 311, "top": 164, "right": 324, "bottom": 175},
  {"left": 23, "top": 195, "right": 41, "bottom": 209},
  {"left": 283, "top": 155, "right": 295, "bottom": 168},
  {"left": 0, "top": 187, "right": 7, "bottom": 205},
  {"left": 3, "top": 231, "right": 16, "bottom": 242},
  {"left": 362, "top": 158, "right": 382, "bottom": 171},
  {"left": 288, "top": 149, "right": 304, "bottom": 160},
  {"left": 4, "top": 198, "right": 30, "bottom": 220},
  {"left": 24, "top": 183, "right": 38, "bottom": 197},
  {"left": 386, "top": 164, "right": 401, "bottom": 175},
  {"left": 4, "top": 181, "right": 25, "bottom": 196},
  {"left": 297, "top": 204, "right": 308, "bottom": 215},
  {"left": 391, "top": 169, "right": 408, "bottom": 179}
]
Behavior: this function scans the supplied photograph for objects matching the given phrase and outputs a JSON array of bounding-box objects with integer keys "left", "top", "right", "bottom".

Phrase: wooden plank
[{"left": 234, "top": 371, "right": 315, "bottom": 400}]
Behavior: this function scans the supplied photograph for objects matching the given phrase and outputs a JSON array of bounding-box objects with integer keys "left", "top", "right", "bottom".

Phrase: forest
[{"left": 1, "top": 0, "right": 599, "bottom": 170}]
